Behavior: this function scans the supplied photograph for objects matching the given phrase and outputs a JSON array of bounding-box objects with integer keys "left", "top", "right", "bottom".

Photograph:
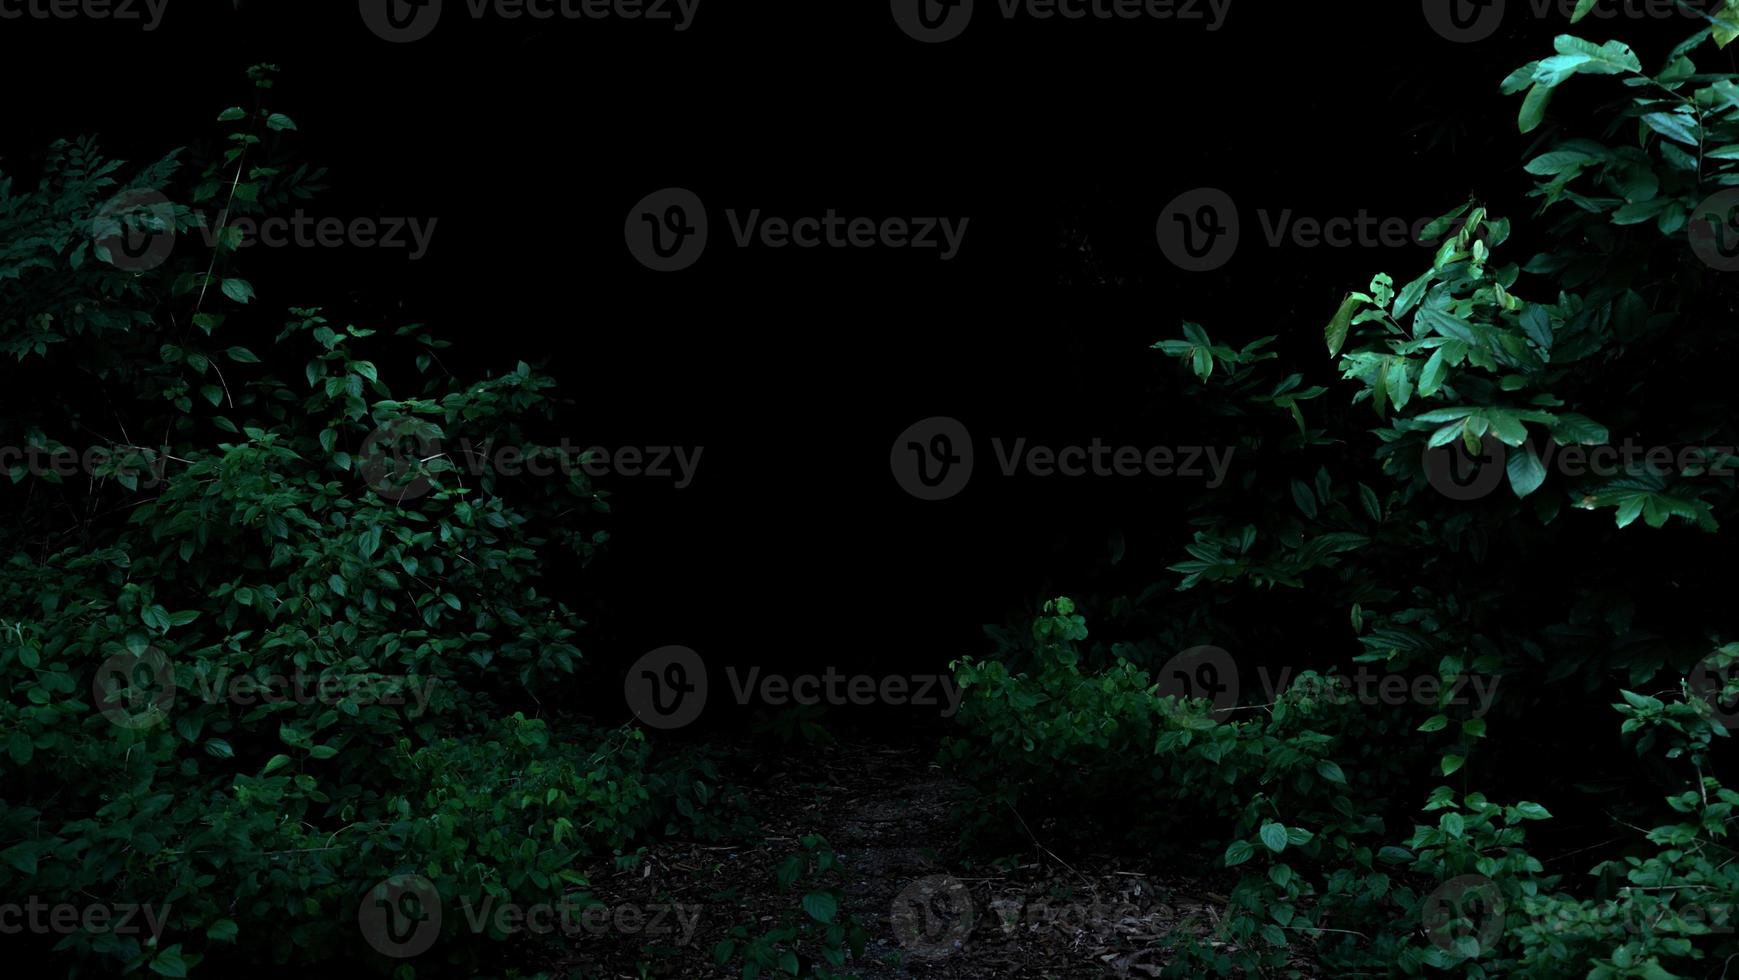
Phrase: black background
[{"left": 3, "top": 0, "right": 1716, "bottom": 731}]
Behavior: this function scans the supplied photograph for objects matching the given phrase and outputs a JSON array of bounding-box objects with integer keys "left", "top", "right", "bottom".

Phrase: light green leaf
[
  {"left": 1327, "top": 294, "right": 1360, "bottom": 357},
  {"left": 221, "top": 278, "right": 255, "bottom": 304},
  {"left": 1260, "top": 822, "right": 1289, "bottom": 853},
  {"left": 1507, "top": 444, "right": 1547, "bottom": 498},
  {"left": 1519, "top": 82, "right": 1554, "bottom": 134}
]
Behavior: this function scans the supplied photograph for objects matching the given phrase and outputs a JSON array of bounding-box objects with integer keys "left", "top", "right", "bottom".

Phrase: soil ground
[{"left": 526, "top": 737, "right": 1321, "bottom": 978}]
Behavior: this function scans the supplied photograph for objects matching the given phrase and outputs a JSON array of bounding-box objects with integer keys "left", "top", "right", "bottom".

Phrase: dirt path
[{"left": 539, "top": 737, "right": 1306, "bottom": 978}]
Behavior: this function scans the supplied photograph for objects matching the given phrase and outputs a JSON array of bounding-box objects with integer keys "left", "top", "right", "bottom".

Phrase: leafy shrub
[
  {"left": 942, "top": 8, "right": 1739, "bottom": 977},
  {"left": 0, "top": 66, "right": 699, "bottom": 976}
]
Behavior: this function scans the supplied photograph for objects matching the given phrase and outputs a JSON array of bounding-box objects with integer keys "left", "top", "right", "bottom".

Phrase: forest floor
[{"left": 531, "top": 737, "right": 1322, "bottom": 979}]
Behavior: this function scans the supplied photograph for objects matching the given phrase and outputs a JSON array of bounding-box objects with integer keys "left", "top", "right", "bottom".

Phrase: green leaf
[
  {"left": 1551, "top": 410, "right": 1599, "bottom": 444},
  {"left": 1524, "top": 150, "right": 1595, "bottom": 175},
  {"left": 221, "top": 278, "right": 255, "bottom": 304},
  {"left": 1291, "top": 479, "right": 1317, "bottom": 519},
  {"left": 1552, "top": 35, "right": 1642, "bottom": 75},
  {"left": 1387, "top": 356, "right": 1413, "bottom": 412},
  {"left": 802, "top": 892, "right": 837, "bottom": 924},
  {"left": 1326, "top": 294, "right": 1360, "bottom": 358},
  {"left": 149, "top": 947, "right": 190, "bottom": 978},
  {"left": 266, "top": 112, "right": 297, "bottom": 131},
  {"left": 1442, "top": 754, "right": 1466, "bottom": 776},
  {"left": 8, "top": 730, "right": 33, "bottom": 765},
  {"left": 1224, "top": 840, "right": 1255, "bottom": 867},
  {"left": 226, "top": 346, "right": 260, "bottom": 364},
  {"left": 1569, "top": 0, "right": 1599, "bottom": 22},
  {"left": 1643, "top": 112, "right": 1700, "bottom": 146},
  {"left": 1519, "top": 82, "right": 1554, "bottom": 134},
  {"left": 1, "top": 844, "right": 38, "bottom": 875},
  {"left": 1442, "top": 812, "right": 1466, "bottom": 838},
  {"left": 1316, "top": 760, "right": 1347, "bottom": 784},
  {"left": 1358, "top": 483, "right": 1382, "bottom": 521},
  {"left": 1260, "top": 822, "right": 1288, "bottom": 853},
  {"left": 1485, "top": 411, "right": 1529, "bottom": 447},
  {"left": 1393, "top": 270, "right": 1432, "bottom": 320},
  {"left": 1507, "top": 444, "right": 1547, "bottom": 498}
]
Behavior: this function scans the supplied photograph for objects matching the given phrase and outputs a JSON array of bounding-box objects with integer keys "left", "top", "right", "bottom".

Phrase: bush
[
  {"left": 942, "top": 9, "right": 1739, "bottom": 977},
  {"left": 0, "top": 65, "right": 704, "bottom": 976}
]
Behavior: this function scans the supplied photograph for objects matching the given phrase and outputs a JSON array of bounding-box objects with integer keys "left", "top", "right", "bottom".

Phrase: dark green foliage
[
  {"left": 942, "top": 12, "right": 1739, "bottom": 978},
  {"left": 0, "top": 66, "right": 712, "bottom": 976}
]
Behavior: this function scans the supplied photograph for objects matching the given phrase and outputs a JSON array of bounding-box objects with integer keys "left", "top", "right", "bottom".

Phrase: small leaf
[
  {"left": 1326, "top": 294, "right": 1360, "bottom": 357},
  {"left": 1643, "top": 112, "right": 1700, "bottom": 146},
  {"left": 1519, "top": 82, "right": 1554, "bottom": 134},
  {"left": 1260, "top": 822, "right": 1289, "bottom": 853},
  {"left": 221, "top": 278, "right": 255, "bottom": 304},
  {"left": 1224, "top": 840, "right": 1255, "bottom": 866},
  {"left": 1291, "top": 479, "right": 1317, "bottom": 519},
  {"left": 802, "top": 892, "right": 837, "bottom": 924},
  {"left": 1507, "top": 444, "right": 1547, "bottom": 498}
]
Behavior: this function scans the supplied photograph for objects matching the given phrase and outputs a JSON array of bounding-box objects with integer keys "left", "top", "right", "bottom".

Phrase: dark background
[{"left": 2, "top": 0, "right": 1713, "bottom": 731}]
